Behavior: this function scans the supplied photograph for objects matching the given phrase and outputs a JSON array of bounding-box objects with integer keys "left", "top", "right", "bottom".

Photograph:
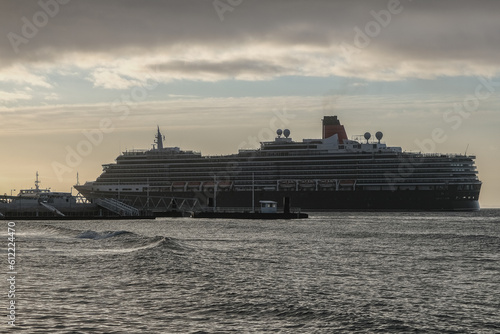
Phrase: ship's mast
[
  {"left": 35, "top": 171, "right": 40, "bottom": 191},
  {"left": 155, "top": 126, "right": 164, "bottom": 150}
]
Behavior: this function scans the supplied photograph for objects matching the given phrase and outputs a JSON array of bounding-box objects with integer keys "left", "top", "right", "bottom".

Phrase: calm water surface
[{"left": 6, "top": 210, "right": 500, "bottom": 333}]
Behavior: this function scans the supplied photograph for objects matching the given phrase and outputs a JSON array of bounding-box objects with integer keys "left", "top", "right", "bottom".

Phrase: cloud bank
[{"left": 1, "top": 0, "right": 500, "bottom": 91}]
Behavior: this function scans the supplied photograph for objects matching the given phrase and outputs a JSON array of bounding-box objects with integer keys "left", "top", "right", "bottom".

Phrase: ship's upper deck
[
  {"left": 256, "top": 133, "right": 403, "bottom": 155},
  {"left": 75, "top": 116, "right": 480, "bottom": 201}
]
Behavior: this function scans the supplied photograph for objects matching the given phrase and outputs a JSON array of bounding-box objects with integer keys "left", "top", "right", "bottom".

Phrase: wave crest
[{"left": 76, "top": 230, "right": 132, "bottom": 240}]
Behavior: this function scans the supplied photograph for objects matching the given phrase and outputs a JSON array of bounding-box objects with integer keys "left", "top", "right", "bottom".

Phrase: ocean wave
[
  {"left": 23, "top": 224, "right": 186, "bottom": 255},
  {"left": 76, "top": 230, "right": 132, "bottom": 240},
  {"left": 413, "top": 233, "right": 500, "bottom": 243},
  {"left": 91, "top": 236, "right": 172, "bottom": 254},
  {"left": 73, "top": 230, "right": 187, "bottom": 254},
  {"left": 23, "top": 224, "right": 82, "bottom": 238}
]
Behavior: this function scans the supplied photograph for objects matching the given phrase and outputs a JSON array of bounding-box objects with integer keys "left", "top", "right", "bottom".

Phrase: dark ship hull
[{"left": 80, "top": 186, "right": 480, "bottom": 212}]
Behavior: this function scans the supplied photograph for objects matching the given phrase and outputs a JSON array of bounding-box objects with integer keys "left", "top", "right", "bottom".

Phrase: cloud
[
  {"left": 0, "top": 64, "right": 52, "bottom": 88},
  {"left": 1, "top": 0, "right": 500, "bottom": 85},
  {"left": 2, "top": 92, "right": 497, "bottom": 136},
  {"left": 44, "top": 92, "right": 60, "bottom": 101},
  {"left": 0, "top": 90, "right": 32, "bottom": 103},
  {"left": 88, "top": 67, "right": 143, "bottom": 89},
  {"left": 152, "top": 58, "right": 291, "bottom": 81}
]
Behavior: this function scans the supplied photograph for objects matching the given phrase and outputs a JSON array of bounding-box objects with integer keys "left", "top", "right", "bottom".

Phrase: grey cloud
[
  {"left": 1, "top": 0, "right": 500, "bottom": 77},
  {"left": 152, "top": 59, "right": 289, "bottom": 78}
]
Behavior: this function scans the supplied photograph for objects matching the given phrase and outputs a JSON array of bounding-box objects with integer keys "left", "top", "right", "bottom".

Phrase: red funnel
[{"left": 322, "top": 116, "right": 348, "bottom": 143}]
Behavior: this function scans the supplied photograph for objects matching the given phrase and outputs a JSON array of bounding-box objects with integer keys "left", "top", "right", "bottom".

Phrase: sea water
[{"left": 5, "top": 210, "right": 500, "bottom": 333}]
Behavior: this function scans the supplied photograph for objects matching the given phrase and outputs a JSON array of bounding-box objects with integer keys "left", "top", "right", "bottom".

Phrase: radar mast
[
  {"left": 155, "top": 126, "right": 165, "bottom": 150},
  {"left": 35, "top": 171, "right": 40, "bottom": 191}
]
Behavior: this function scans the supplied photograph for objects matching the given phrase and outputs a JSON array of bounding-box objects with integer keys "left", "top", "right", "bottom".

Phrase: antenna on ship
[{"left": 35, "top": 171, "right": 40, "bottom": 191}]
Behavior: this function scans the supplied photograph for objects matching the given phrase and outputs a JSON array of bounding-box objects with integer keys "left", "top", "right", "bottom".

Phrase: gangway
[
  {"left": 40, "top": 202, "right": 66, "bottom": 217},
  {"left": 96, "top": 198, "right": 140, "bottom": 216}
]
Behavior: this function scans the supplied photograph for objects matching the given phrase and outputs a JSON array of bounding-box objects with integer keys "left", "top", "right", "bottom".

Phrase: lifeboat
[
  {"left": 319, "top": 180, "right": 336, "bottom": 188},
  {"left": 298, "top": 180, "right": 316, "bottom": 189},
  {"left": 187, "top": 181, "right": 201, "bottom": 189},
  {"left": 218, "top": 181, "right": 233, "bottom": 189},
  {"left": 279, "top": 180, "right": 296, "bottom": 189},
  {"left": 172, "top": 182, "right": 186, "bottom": 190},
  {"left": 339, "top": 180, "right": 356, "bottom": 190},
  {"left": 203, "top": 181, "right": 215, "bottom": 189}
]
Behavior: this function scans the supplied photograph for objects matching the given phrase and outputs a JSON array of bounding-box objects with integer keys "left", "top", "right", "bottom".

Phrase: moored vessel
[
  {"left": 75, "top": 116, "right": 482, "bottom": 212},
  {"left": 1, "top": 172, "right": 154, "bottom": 220}
]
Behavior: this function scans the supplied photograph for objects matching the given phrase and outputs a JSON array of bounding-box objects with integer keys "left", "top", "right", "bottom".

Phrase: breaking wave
[
  {"left": 23, "top": 224, "right": 185, "bottom": 255},
  {"left": 76, "top": 230, "right": 132, "bottom": 240}
]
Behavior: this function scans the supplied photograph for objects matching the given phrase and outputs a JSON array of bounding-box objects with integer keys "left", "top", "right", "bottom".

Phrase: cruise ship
[{"left": 75, "top": 116, "right": 482, "bottom": 211}]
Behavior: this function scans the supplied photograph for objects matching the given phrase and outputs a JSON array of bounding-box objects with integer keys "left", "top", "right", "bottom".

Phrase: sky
[{"left": 1, "top": 0, "right": 499, "bottom": 207}]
